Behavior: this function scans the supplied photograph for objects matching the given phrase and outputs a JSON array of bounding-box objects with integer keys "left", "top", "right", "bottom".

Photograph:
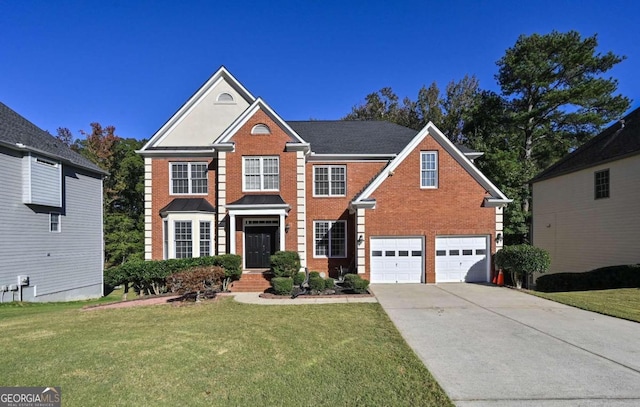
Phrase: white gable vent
[
  {"left": 217, "top": 92, "right": 234, "bottom": 103},
  {"left": 251, "top": 124, "right": 271, "bottom": 135}
]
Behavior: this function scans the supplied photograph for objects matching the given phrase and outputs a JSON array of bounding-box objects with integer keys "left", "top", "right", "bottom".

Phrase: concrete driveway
[{"left": 371, "top": 283, "right": 640, "bottom": 407}]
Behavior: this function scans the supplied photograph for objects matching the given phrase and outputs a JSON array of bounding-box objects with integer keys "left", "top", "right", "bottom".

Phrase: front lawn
[
  {"left": 0, "top": 296, "right": 452, "bottom": 406},
  {"left": 531, "top": 288, "right": 640, "bottom": 323}
]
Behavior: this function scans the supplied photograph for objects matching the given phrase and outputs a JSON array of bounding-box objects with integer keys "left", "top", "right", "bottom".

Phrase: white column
[
  {"left": 357, "top": 208, "right": 366, "bottom": 274},
  {"left": 279, "top": 213, "right": 286, "bottom": 251},
  {"left": 229, "top": 212, "right": 236, "bottom": 254}
]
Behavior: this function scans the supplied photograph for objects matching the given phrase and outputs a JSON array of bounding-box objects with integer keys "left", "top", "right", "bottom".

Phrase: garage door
[
  {"left": 435, "top": 236, "right": 489, "bottom": 283},
  {"left": 370, "top": 238, "right": 423, "bottom": 283}
]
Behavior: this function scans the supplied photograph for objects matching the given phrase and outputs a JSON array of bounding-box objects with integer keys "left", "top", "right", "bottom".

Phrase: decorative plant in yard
[
  {"left": 494, "top": 245, "right": 550, "bottom": 289},
  {"left": 104, "top": 254, "right": 241, "bottom": 297},
  {"left": 166, "top": 266, "right": 225, "bottom": 302},
  {"left": 270, "top": 251, "right": 301, "bottom": 278}
]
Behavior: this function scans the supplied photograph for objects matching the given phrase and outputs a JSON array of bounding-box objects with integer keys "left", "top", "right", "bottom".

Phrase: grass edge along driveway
[
  {"left": 530, "top": 288, "right": 640, "bottom": 323},
  {"left": 0, "top": 297, "right": 452, "bottom": 407}
]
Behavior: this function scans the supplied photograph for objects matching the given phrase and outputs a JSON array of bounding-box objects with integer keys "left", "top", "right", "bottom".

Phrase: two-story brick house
[{"left": 138, "top": 67, "right": 510, "bottom": 291}]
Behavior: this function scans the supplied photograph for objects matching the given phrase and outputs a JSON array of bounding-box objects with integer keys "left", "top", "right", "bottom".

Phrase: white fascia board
[
  {"left": 227, "top": 208, "right": 290, "bottom": 217},
  {"left": 484, "top": 197, "right": 513, "bottom": 207},
  {"left": 140, "top": 66, "right": 256, "bottom": 151},
  {"left": 350, "top": 200, "right": 376, "bottom": 209},
  {"left": 285, "top": 142, "right": 310, "bottom": 153},
  {"left": 307, "top": 153, "right": 396, "bottom": 162},
  {"left": 464, "top": 152, "right": 484, "bottom": 160},
  {"left": 136, "top": 149, "right": 217, "bottom": 157},
  {"left": 353, "top": 122, "right": 510, "bottom": 203},
  {"left": 213, "top": 98, "right": 307, "bottom": 145},
  {"left": 210, "top": 142, "right": 235, "bottom": 152},
  {"left": 160, "top": 210, "right": 216, "bottom": 217},
  {"left": 226, "top": 204, "right": 291, "bottom": 210}
]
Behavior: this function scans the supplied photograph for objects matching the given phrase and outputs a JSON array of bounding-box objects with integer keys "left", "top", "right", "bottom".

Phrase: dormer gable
[{"left": 141, "top": 67, "right": 255, "bottom": 150}]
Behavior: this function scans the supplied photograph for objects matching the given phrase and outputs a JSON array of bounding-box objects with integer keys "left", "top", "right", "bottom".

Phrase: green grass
[
  {"left": 0, "top": 296, "right": 451, "bottom": 406},
  {"left": 531, "top": 288, "right": 640, "bottom": 323}
]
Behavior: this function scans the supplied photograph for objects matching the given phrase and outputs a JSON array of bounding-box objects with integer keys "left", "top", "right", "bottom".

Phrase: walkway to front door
[{"left": 244, "top": 226, "right": 277, "bottom": 268}]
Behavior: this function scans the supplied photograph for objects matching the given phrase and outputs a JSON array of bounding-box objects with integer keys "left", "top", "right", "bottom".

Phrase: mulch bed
[
  {"left": 82, "top": 291, "right": 230, "bottom": 311},
  {"left": 259, "top": 289, "right": 373, "bottom": 299}
]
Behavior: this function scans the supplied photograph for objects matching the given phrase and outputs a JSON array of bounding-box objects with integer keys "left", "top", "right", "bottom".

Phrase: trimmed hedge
[
  {"left": 271, "top": 277, "right": 293, "bottom": 295},
  {"left": 166, "top": 266, "right": 225, "bottom": 298},
  {"left": 494, "top": 244, "right": 550, "bottom": 288},
  {"left": 104, "top": 254, "right": 241, "bottom": 295},
  {"left": 536, "top": 264, "right": 640, "bottom": 292},
  {"left": 293, "top": 272, "right": 306, "bottom": 286},
  {"left": 343, "top": 274, "right": 370, "bottom": 293},
  {"left": 309, "top": 274, "right": 326, "bottom": 292},
  {"left": 325, "top": 277, "right": 335, "bottom": 289},
  {"left": 270, "top": 251, "right": 301, "bottom": 278}
]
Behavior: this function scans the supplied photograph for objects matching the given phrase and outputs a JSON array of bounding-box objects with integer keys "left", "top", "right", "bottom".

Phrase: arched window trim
[{"left": 251, "top": 124, "right": 271, "bottom": 135}]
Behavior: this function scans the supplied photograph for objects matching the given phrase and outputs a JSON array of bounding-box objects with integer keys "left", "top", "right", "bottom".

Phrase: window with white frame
[
  {"left": 170, "top": 162, "right": 208, "bottom": 194},
  {"left": 174, "top": 221, "right": 193, "bottom": 258},
  {"left": 50, "top": 212, "right": 60, "bottom": 232},
  {"left": 314, "top": 220, "right": 347, "bottom": 258},
  {"left": 199, "top": 221, "right": 211, "bottom": 257},
  {"left": 420, "top": 151, "right": 438, "bottom": 188},
  {"left": 243, "top": 156, "right": 279, "bottom": 191},
  {"left": 163, "top": 220, "right": 168, "bottom": 260},
  {"left": 314, "top": 166, "right": 346, "bottom": 196}
]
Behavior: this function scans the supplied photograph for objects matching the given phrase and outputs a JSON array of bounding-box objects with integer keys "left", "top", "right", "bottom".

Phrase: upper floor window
[
  {"left": 251, "top": 124, "right": 271, "bottom": 135},
  {"left": 314, "top": 165, "right": 346, "bottom": 196},
  {"left": 170, "top": 162, "right": 208, "bottom": 195},
  {"left": 594, "top": 169, "right": 609, "bottom": 199},
  {"left": 243, "top": 156, "right": 279, "bottom": 191},
  {"left": 314, "top": 220, "right": 347, "bottom": 258},
  {"left": 421, "top": 151, "right": 438, "bottom": 189}
]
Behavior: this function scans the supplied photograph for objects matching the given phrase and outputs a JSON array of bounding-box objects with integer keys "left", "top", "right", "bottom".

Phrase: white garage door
[
  {"left": 436, "top": 236, "right": 489, "bottom": 283},
  {"left": 370, "top": 237, "right": 423, "bottom": 283}
]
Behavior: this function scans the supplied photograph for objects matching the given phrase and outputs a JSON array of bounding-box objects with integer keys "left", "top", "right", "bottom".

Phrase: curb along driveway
[{"left": 371, "top": 283, "right": 640, "bottom": 407}]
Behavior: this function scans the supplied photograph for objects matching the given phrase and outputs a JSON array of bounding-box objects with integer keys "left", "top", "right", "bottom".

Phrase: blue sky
[{"left": 2, "top": 0, "right": 639, "bottom": 140}]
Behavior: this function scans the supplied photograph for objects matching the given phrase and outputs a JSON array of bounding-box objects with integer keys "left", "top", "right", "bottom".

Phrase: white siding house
[
  {"left": 0, "top": 102, "right": 106, "bottom": 302},
  {"left": 532, "top": 107, "right": 640, "bottom": 275}
]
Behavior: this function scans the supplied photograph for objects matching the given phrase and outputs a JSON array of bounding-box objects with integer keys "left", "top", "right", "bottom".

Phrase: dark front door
[{"left": 245, "top": 226, "right": 278, "bottom": 268}]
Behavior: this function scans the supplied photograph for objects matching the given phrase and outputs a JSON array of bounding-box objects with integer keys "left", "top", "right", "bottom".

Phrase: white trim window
[
  {"left": 314, "top": 165, "right": 346, "bottom": 196},
  {"left": 420, "top": 151, "right": 438, "bottom": 188},
  {"left": 199, "top": 221, "right": 211, "bottom": 257},
  {"left": 50, "top": 212, "right": 61, "bottom": 232},
  {"left": 243, "top": 156, "right": 279, "bottom": 191},
  {"left": 314, "top": 220, "right": 347, "bottom": 258},
  {"left": 174, "top": 221, "right": 193, "bottom": 258},
  {"left": 170, "top": 162, "right": 208, "bottom": 195}
]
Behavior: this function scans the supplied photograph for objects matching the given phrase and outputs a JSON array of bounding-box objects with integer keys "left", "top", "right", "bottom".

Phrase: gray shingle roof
[
  {"left": 288, "top": 120, "right": 418, "bottom": 155},
  {"left": 532, "top": 107, "right": 640, "bottom": 183},
  {"left": 0, "top": 102, "right": 104, "bottom": 174},
  {"left": 159, "top": 198, "right": 215, "bottom": 215}
]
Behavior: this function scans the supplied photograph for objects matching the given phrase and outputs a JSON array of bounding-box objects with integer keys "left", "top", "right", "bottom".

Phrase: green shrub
[
  {"left": 497, "top": 245, "right": 550, "bottom": 288},
  {"left": 343, "top": 274, "right": 370, "bottom": 292},
  {"left": 166, "top": 266, "right": 225, "bottom": 299},
  {"left": 270, "top": 251, "right": 301, "bottom": 278},
  {"left": 271, "top": 277, "right": 294, "bottom": 295},
  {"left": 309, "top": 274, "right": 326, "bottom": 292},
  {"left": 536, "top": 264, "right": 640, "bottom": 292},
  {"left": 325, "top": 277, "right": 335, "bottom": 289},
  {"left": 309, "top": 271, "right": 321, "bottom": 278},
  {"left": 293, "top": 272, "right": 306, "bottom": 286},
  {"left": 105, "top": 255, "right": 243, "bottom": 295}
]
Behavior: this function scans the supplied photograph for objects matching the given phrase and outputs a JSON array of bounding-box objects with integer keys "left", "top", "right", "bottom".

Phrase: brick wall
[
  {"left": 363, "top": 134, "right": 496, "bottom": 283},
  {"left": 305, "top": 160, "right": 385, "bottom": 276},
  {"left": 150, "top": 158, "right": 217, "bottom": 260}
]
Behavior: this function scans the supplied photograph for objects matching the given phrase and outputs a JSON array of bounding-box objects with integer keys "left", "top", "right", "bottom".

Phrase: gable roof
[
  {"left": 532, "top": 107, "right": 640, "bottom": 183},
  {"left": 0, "top": 102, "right": 105, "bottom": 174},
  {"left": 352, "top": 121, "right": 510, "bottom": 207},
  {"left": 140, "top": 66, "right": 255, "bottom": 151},
  {"left": 213, "top": 98, "right": 308, "bottom": 146}
]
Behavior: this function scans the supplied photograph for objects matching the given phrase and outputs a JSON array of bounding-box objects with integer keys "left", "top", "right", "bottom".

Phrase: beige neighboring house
[{"left": 532, "top": 107, "right": 640, "bottom": 275}]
